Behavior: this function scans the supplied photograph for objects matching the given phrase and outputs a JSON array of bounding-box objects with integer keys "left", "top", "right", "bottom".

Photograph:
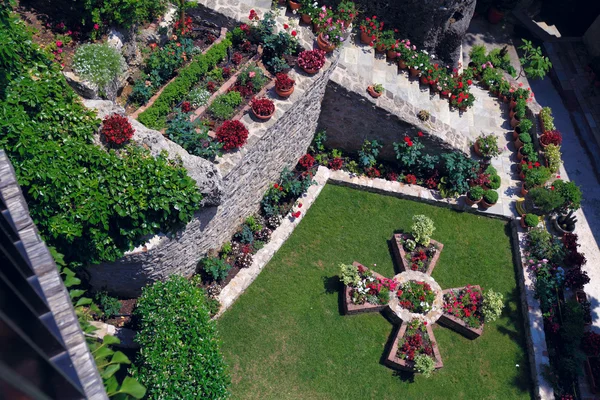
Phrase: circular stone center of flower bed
[{"left": 390, "top": 271, "right": 444, "bottom": 324}]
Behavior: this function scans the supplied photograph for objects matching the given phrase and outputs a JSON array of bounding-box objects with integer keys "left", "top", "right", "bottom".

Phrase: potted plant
[
  {"left": 317, "top": 20, "right": 345, "bottom": 52},
  {"left": 312, "top": 5, "right": 333, "bottom": 33},
  {"left": 288, "top": 0, "right": 302, "bottom": 11},
  {"left": 407, "top": 50, "right": 431, "bottom": 78},
  {"left": 367, "top": 83, "right": 384, "bottom": 98},
  {"left": 515, "top": 132, "right": 531, "bottom": 150},
  {"left": 517, "top": 139, "right": 533, "bottom": 161},
  {"left": 396, "top": 39, "right": 414, "bottom": 70},
  {"left": 521, "top": 213, "right": 539, "bottom": 230},
  {"left": 377, "top": 29, "right": 396, "bottom": 53},
  {"left": 544, "top": 144, "right": 562, "bottom": 173},
  {"left": 528, "top": 186, "right": 564, "bottom": 215},
  {"left": 511, "top": 99, "right": 527, "bottom": 128},
  {"left": 487, "top": 173, "right": 501, "bottom": 190},
  {"left": 336, "top": 1, "right": 358, "bottom": 28},
  {"left": 539, "top": 107, "right": 555, "bottom": 132},
  {"left": 251, "top": 98, "right": 275, "bottom": 120},
  {"left": 480, "top": 189, "right": 498, "bottom": 210},
  {"left": 522, "top": 166, "right": 551, "bottom": 195},
  {"left": 297, "top": 49, "right": 326, "bottom": 74},
  {"left": 299, "top": 0, "right": 319, "bottom": 24},
  {"left": 465, "top": 185, "right": 485, "bottom": 206},
  {"left": 359, "top": 16, "right": 383, "bottom": 46},
  {"left": 540, "top": 130, "right": 562, "bottom": 148},
  {"left": 474, "top": 134, "right": 502, "bottom": 159},
  {"left": 498, "top": 78, "right": 511, "bottom": 102},
  {"left": 513, "top": 118, "right": 532, "bottom": 140},
  {"left": 275, "top": 72, "right": 295, "bottom": 97},
  {"left": 554, "top": 211, "right": 577, "bottom": 234}
]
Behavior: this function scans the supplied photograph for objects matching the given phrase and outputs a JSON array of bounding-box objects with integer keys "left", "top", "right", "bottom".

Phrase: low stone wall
[{"left": 86, "top": 51, "right": 341, "bottom": 296}]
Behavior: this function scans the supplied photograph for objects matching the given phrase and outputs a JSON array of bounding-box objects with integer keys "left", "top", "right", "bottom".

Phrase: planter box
[
  {"left": 342, "top": 262, "right": 388, "bottom": 315},
  {"left": 438, "top": 286, "right": 484, "bottom": 340},
  {"left": 385, "top": 321, "right": 443, "bottom": 372},
  {"left": 391, "top": 234, "right": 444, "bottom": 276}
]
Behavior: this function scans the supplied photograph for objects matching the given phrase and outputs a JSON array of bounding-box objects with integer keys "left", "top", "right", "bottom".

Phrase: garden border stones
[
  {"left": 385, "top": 321, "right": 443, "bottom": 372},
  {"left": 438, "top": 286, "right": 484, "bottom": 340},
  {"left": 342, "top": 262, "right": 388, "bottom": 315},
  {"left": 391, "top": 234, "right": 444, "bottom": 276}
]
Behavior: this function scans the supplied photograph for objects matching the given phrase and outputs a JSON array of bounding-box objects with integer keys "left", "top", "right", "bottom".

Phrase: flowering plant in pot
[
  {"left": 275, "top": 72, "right": 295, "bottom": 97},
  {"left": 396, "top": 281, "right": 436, "bottom": 314},
  {"left": 317, "top": 20, "right": 345, "bottom": 52},
  {"left": 377, "top": 29, "right": 396, "bottom": 53},
  {"left": 396, "top": 39, "right": 415, "bottom": 68},
  {"left": 465, "top": 185, "right": 485, "bottom": 206},
  {"left": 216, "top": 120, "right": 249, "bottom": 150},
  {"left": 540, "top": 130, "right": 562, "bottom": 147},
  {"left": 474, "top": 134, "right": 502, "bottom": 158},
  {"left": 312, "top": 5, "right": 334, "bottom": 32},
  {"left": 336, "top": 1, "right": 358, "bottom": 27},
  {"left": 539, "top": 107, "right": 555, "bottom": 131},
  {"left": 367, "top": 83, "right": 384, "bottom": 98},
  {"left": 299, "top": 0, "right": 319, "bottom": 24},
  {"left": 251, "top": 98, "right": 275, "bottom": 120},
  {"left": 297, "top": 49, "right": 326, "bottom": 73},
  {"left": 480, "top": 189, "right": 498, "bottom": 209},
  {"left": 544, "top": 144, "right": 562, "bottom": 173},
  {"left": 359, "top": 16, "right": 383, "bottom": 45},
  {"left": 406, "top": 50, "right": 432, "bottom": 77}
]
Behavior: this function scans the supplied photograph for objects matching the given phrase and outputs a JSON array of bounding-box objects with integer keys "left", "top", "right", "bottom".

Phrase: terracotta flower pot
[
  {"left": 252, "top": 106, "right": 275, "bottom": 121},
  {"left": 302, "top": 66, "right": 319, "bottom": 74},
  {"left": 512, "top": 129, "right": 519, "bottom": 140},
  {"left": 515, "top": 137, "right": 524, "bottom": 150},
  {"left": 367, "top": 86, "right": 383, "bottom": 98},
  {"left": 511, "top": 115, "right": 520, "bottom": 128},
  {"left": 360, "top": 30, "right": 374, "bottom": 45},
  {"left": 517, "top": 147, "right": 524, "bottom": 161},
  {"left": 288, "top": 0, "right": 301, "bottom": 11},
  {"left": 480, "top": 198, "right": 495, "bottom": 210},
  {"left": 275, "top": 85, "right": 294, "bottom": 98},
  {"left": 317, "top": 33, "right": 336, "bottom": 53},
  {"left": 312, "top": 23, "right": 321, "bottom": 33},
  {"left": 409, "top": 68, "right": 419, "bottom": 77},
  {"left": 465, "top": 194, "right": 481, "bottom": 206},
  {"left": 473, "top": 141, "right": 483, "bottom": 157},
  {"left": 502, "top": 95, "right": 509, "bottom": 103},
  {"left": 509, "top": 108, "right": 516, "bottom": 119},
  {"left": 397, "top": 59, "right": 408, "bottom": 69},
  {"left": 519, "top": 170, "right": 526, "bottom": 180},
  {"left": 375, "top": 42, "right": 385, "bottom": 53},
  {"left": 301, "top": 14, "right": 312, "bottom": 24},
  {"left": 510, "top": 99, "right": 517, "bottom": 109},
  {"left": 539, "top": 136, "right": 550, "bottom": 149},
  {"left": 488, "top": 6, "right": 505, "bottom": 24},
  {"left": 386, "top": 50, "right": 397, "bottom": 61},
  {"left": 521, "top": 183, "right": 529, "bottom": 196}
]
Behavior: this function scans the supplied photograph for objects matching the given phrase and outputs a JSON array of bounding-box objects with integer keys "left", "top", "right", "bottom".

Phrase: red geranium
[
  {"left": 405, "top": 174, "right": 417, "bottom": 185},
  {"left": 299, "top": 154, "right": 315, "bottom": 170},
  {"left": 251, "top": 98, "right": 275, "bottom": 117},
  {"left": 275, "top": 73, "right": 295, "bottom": 91},
  {"left": 216, "top": 120, "right": 249, "bottom": 150},
  {"left": 328, "top": 157, "right": 344, "bottom": 170},
  {"left": 101, "top": 114, "right": 134, "bottom": 145}
]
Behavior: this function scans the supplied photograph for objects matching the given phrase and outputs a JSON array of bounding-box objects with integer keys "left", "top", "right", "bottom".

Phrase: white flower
[
  {"left": 293, "top": 9, "right": 297, "bottom": 14},
  {"left": 423, "top": 50, "right": 428, "bottom": 54}
]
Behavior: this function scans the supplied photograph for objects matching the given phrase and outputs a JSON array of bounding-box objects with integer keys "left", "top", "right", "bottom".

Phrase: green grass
[{"left": 217, "top": 184, "right": 533, "bottom": 400}]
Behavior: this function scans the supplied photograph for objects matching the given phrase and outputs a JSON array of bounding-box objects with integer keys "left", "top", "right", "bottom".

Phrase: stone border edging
[{"left": 213, "top": 164, "right": 553, "bottom": 398}]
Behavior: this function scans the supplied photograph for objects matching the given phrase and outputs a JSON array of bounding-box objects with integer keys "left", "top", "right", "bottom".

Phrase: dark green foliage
[
  {"left": 557, "top": 300, "right": 585, "bottom": 380},
  {"left": 254, "top": 12, "right": 298, "bottom": 73},
  {"left": 134, "top": 276, "right": 230, "bottom": 399},
  {"left": 83, "top": 0, "right": 168, "bottom": 29},
  {"left": 358, "top": 139, "right": 382, "bottom": 168},
  {"left": 526, "top": 228, "right": 565, "bottom": 264},
  {"left": 138, "top": 36, "right": 232, "bottom": 129},
  {"left": 488, "top": 174, "right": 501, "bottom": 190},
  {"left": 524, "top": 213, "right": 539, "bottom": 227},
  {"left": 0, "top": 11, "right": 202, "bottom": 266},
  {"left": 129, "top": 79, "right": 154, "bottom": 105},
  {"left": 261, "top": 167, "right": 314, "bottom": 217},
  {"left": 235, "top": 225, "right": 254, "bottom": 245},
  {"left": 167, "top": 108, "right": 223, "bottom": 160},
  {"left": 94, "top": 291, "right": 121, "bottom": 318},
  {"left": 208, "top": 91, "right": 243, "bottom": 120},
  {"left": 529, "top": 187, "right": 564, "bottom": 215},
  {"left": 483, "top": 189, "right": 499, "bottom": 204},
  {"left": 201, "top": 257, "right": 232, "bottom": 281},
  {"left": 438, "top": 153, "right": 478, "bottom": 197}
]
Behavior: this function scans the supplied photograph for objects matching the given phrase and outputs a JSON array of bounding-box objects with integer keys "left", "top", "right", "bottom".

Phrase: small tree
[{"left": 517, "top": 39, "right": 552, "bottom": 80}]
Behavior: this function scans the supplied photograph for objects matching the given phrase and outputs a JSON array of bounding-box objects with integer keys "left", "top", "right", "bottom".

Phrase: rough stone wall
[
  {"left": 85, "top": 55, "right": 340, "bottom": 297},
  {"left": 318, "top": 79, "right": 468, "bottom": 161},
  {"left": 323, "top": 0, "right": 476, "bottom": 66}
]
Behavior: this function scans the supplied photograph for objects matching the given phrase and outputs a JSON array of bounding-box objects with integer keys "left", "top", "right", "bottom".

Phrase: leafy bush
[
  {"left": 468, "top": 186, "right": 484, "bottom": 200},
  {"left": 412, "top": 215, "right": 435, "bottom": 246},
  {"left": 488, "top": 174, "right": 501, "bottom": 190},
  {"left": 144, "top": 38, "right": 196, "bottom": 84},
  {"left": 524, "top": 213, "right": 539, "bottom": 227},
  {"left": 167, "top": 109, "right": 223, "bottom": 160},
  {"left": 529, "top": 186, "right": 564, "bottom": 215},
  {"left": 358, "top": 139, "right": 382, "bottom": 169},
  {"left": 129, "top": 80, "right": 154, "bottom": 105},
  {"left": 208, "top": 91, "right": 243, "bottom": 120},
  {"left": 483, "top": 190, "right": 498, "bottom": 204},
  {"left": 73, "top": 42, "right": 125, "bottom": 87},
  {"left": 188, "top": 87, "right": 212, "bottom": 108},
  {"left": 544, "top": 144, "right": 562, "bottom": 173},
  {"left": 526, "top": 228, "right": 565, "bottom": 263},
  {"left": 237, "top": 64, "right": 269, "bottom": 92},
  {"left": 553, "top": 179, "right": 582, "bottom": 211},
  {"left": 84, "top": 0, "right": 168, "bottom": 29},
  {"left": 138, "top": 36, "right": 232, "bottom": 129},
  {"left": 201, "top": 257, "right": 231, "bottom": 281},
  {"left": 438, "top": 152, "right": 478, "bottom": 197},
  {"left": 340, "top": 263, "right": 360, "bottom": 286},
  {"left": 102, "top": 114, "right": 134, "bottom": 145},
  {"left": 216, "top": 120, "right": 248, "bottom": 150},
  {"left": 94, "top": 291, "right": 121, "bottom": 318},
  {"left": 414, "top": 354, "right": 436, "bottom": 378},
  {"left": 134, "top": 276, "right": 230, "bottom": 399},
  {"left": 482, "top": 289, "right": 504, "bottom": 322}
]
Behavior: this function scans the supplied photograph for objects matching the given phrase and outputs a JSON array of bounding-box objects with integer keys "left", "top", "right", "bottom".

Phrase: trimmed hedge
[
  {"left": 138, "top": 35, "right": 232, "bottom": 129},
  {"left": 134, "top": 276, "right": 230, "bottom": 399}
]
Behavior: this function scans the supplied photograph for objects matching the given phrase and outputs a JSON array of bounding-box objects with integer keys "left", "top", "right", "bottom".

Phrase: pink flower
[
  {"left": 56, "top": 40, "right": 63, "bottom": 47},
  {"left": 249, "top": 71, "right": 256, "bottom": 78},
  {"left": 57, "top": 48, "right": 63, "bottom": 54},
  {"left": 93, "top": 23, "right": 99, "bottom": 30}
]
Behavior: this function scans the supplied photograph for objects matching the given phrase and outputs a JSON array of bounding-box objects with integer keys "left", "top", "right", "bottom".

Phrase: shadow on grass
[
  {"left": 323, "top": 275, "right": 345, "bottom": 316},
  {"left": 379, "top": 324, "right": 415, "bottom": 383}
]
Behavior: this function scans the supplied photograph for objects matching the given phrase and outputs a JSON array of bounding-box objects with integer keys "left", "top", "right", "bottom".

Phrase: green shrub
[
  {"left": 482, "top": 289, "right": 504, "bottom": 322},
  {"left": 483, "top": 190, "right": 498, "bottom": 204},
  {"left": 167, "top": 108, "right": 222, "bottom": 160},
  {"left": 518, "top": 132, "right": 532, "bottom": 144},
  {"left": 201, "top": 257, "right": 231, "bottom": 281},
  {"left": 94, "top": 291, "right": 121, "bottom": 318},
  {"left": 529, "top": 186, "right": 564, "bottom": 215},
  {"left": 138, "top": 36, "right": 232, "bottom": 129},
  {"left": 73, "top": 42, "right": 125, "bottom": 87},
  {"left": 544, "top": 144, "right": 562, "bottom": 173},
  {"left": 414, "top": 355, "right": 436, "bottom": 378},
  {"left": 339, "top": 263, "right": 360, "bottom": 286},
  {"left": 526, "top": 227, "right": 565, "bottom": 263},
  {"left": 524, "top": 167, "right": 551, "bottom": 189},
  {"left": 524, "top": 213, "right": 539, "bottom": 227},
  {"left": 438, "top": 152, "right": 478, "bottom": 197},
  {"left": 84, "top": 0, "right": 168, "bottom": 29},
  {"left": 488, "top": 174, "right": 501, "bottom": 190},
  {"left": 208, "top": 91, "right": 243, "bottom": 120},
  {"left": 238, "top": 64, "right": 268, "bottom": 91},
  {"left": 518, "top": 118, "right": 533, "bottom": 135},
  {"left": 245, "top": 215, "right": 263, "bottom": 232},
  {"left": 134, "top": 276, "right": 230, "bottom": 399},
  {"left": 468, "top": 186, "right": 484, "bottom": 200},
  {"left": 553, "top": 179, "right": 582, "bottom": 211},
  {"left": 412, "top": 215, "right": 435, "bottom": 246},
  {"left": 129, "top": 80, "right": 154, "bottom": 105}
]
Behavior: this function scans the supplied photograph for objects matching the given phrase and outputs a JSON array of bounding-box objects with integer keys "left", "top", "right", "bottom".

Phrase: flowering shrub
[
  {"left": 412, "top": 214, "right": 435, "bottom": 246},
  {"left": 299, "top": 154, "right": 315, "bottom": 170},
  {"left": 251, "top": 98, "right": 275, "bottom": 117},
  {"left": 328, "top": 157, "right": 344, "bottom": 170},
  {"left": 216, "top": 120, "right": 249, "bottom": 150},
  {"left": 405, "top": 174, "right": 417, "bottom": 185},
  {"left": 397, "top": 281, "right": 435, "bottom": 313},
  {"left": 475, "top": 134, "right": 502, "bottom": 158},
  {"left": 187, "top": 87, "right": 211, "bottom": 108},
  {"left": 297, "top": 49, "right": 326, "bottom": 71},
  {"left": 359, "top": 16, "right": 384, "bottom": 43},
  {"left": 73, "top": 43, "right": 126, "bottom": 87},
  {"left": 443, "top": 285, "right": 484, "bottom": 328},
  {"left": 318, "top": 19, "right": 346, "bottom": 47},
  {"left": 397, "top": 320, "right": 435, "bottom": 362},
  {"left": 101, "top": 114, "right": 135, "bottom": 145},
  {"left": 345, "top": 264, "right": 397, "bottom": 305},
  {"left": 540, "top": 130, "right": 562, "bottom": 146},
  {"left": 275, "top": 73, "right": 295, "bottom": 91}
]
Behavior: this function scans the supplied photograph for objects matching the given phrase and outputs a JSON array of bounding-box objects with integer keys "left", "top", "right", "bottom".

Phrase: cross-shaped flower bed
[{"left": 339, "top": 215, "right": 504, "bottom": 377}]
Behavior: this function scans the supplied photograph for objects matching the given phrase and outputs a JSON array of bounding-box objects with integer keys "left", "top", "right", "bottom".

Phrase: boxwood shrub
[
  {"left": 138, "top": 35, "right": 232, "bottom": 129},
  {"left": 134, "top": 276, "right": 230, "bottom": 399}
]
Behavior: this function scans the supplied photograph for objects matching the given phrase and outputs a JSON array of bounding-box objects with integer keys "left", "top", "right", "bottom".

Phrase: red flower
[
  {"left": 551, "top": 186, "right": 555, "bottom": 191},
  {"left": 299, "top": 154, "right": 315, "bottom": 170},
  {"left": 101, "top": 114, "right": 134, "bottom": 145},
  {"left": 423, "top": 321, "right": 427, "bottom": 325},
  {"left": 93, "top": 23, "right": 99, "bottom": 30},
  {"left": 291, "top": 30, "right": 297, "bottom": 37},
  {"left": 534, "top": 162, "right": 540, "bottom": 167},
  {"left": 283, "top": 23, "right": 289, "bottom": 29},
  {"left": 298, "top": 203, "right": 303, "bottom": 208},
  {"left": 467, "top": 79, "right": 472, "bottom": 85},
  {"left": 292, "top": 211, "right": 301, "bottom": 218},
  {"left": 418, "top": 131, "right": 424, "bottom": 137},
  {"left": 249, "top": 9, "right": 258, "bottom": 21},
  {"left": 216, "top": 120, "right": 249, "bottom": 150},
  {"left": 528, "top": 164, "right": 533, "bottom": 169}
]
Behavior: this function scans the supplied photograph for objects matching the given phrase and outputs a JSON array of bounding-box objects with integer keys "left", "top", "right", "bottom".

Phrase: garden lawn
[{"left": 217, "top": 184, "right": 532, "bottom": 400}]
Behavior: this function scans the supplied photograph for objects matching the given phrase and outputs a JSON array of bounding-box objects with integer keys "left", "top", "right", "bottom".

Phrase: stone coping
[
  {"left": 385, "top": 321, "right": 443, "bottom": 372},
  {"left": 389, "top": 271, "right": 444, "bottom": 325},
  {"left": 342, "top": 262, "right": 388, "bottom": 315},
  {"left": 391, "top": 234, "right": 444, "bottom": 276},
  {"left": 438, "top": 286, "right": 484, "bottom": 340}
]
